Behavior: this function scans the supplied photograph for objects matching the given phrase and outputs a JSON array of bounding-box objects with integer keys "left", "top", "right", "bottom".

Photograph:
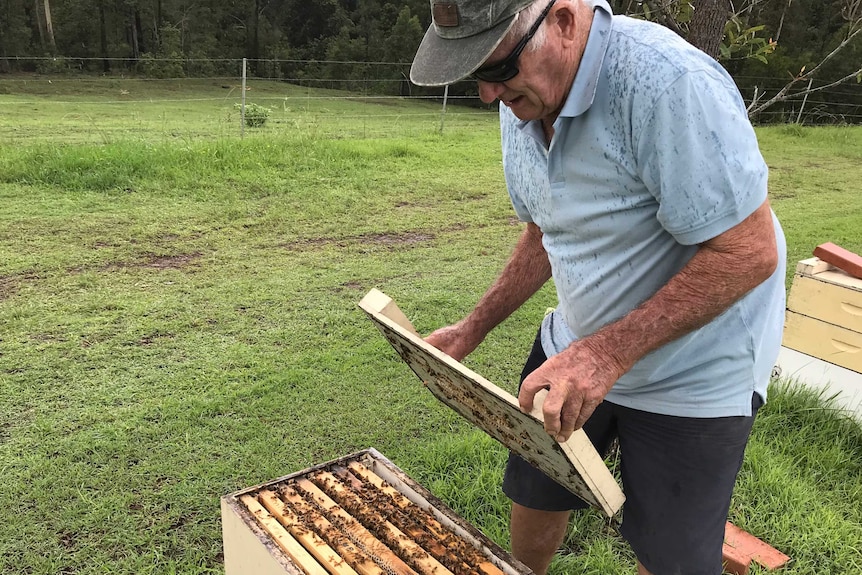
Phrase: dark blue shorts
[{"left": 502, "top": 333, "right": 761, "bottom": 575}]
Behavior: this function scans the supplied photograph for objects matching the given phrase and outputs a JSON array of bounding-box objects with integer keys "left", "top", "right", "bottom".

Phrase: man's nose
[{"left": 477, "top": 80, "right": 506, "bottom": 104}]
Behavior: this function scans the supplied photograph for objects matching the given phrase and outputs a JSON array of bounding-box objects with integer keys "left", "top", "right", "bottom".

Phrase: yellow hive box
[{"left": 784, "top": 257, "right": 862, "bottom": 373}]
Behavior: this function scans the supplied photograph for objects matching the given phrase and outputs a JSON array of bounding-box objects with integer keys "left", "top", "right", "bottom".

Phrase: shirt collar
[{"left": 558, "top": 0, "right": 612, "bottom": 119}]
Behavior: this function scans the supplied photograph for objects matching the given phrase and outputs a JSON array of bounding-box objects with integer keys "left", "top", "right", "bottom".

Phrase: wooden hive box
[
  {"left": 222, "top": 448, "right": 534, "bottom": 575},
  {"left": 783, "top": 257, "right": 862, "bottom": 373}
]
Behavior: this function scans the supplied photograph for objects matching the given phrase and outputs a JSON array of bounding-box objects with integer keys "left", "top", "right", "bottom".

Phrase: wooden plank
[
  {"left": 346, "top": 462, "right": 412, "bottom": 510},
  {"left": 796, "top": 256, "right": 834, "bottom": 277},
  {"left": 814, "top": 242, "right": 862, "bottom": 280},
  {"left": 343, "top": 463, "right": 456, "bottom": 543},
  {"left": 787, "top": 275, "right": 862, "bottom": 333},
  {"left": 258, "top": 489, "right": 361, "bottom": 575},
  {"left": 353, "top": 450, "right": 529, "bottom": 575},
  {"left": 783, "top": 310, "right": 862, "bottom": 373},
  {"left": 358, "top": 289, "right": 625, "bottom": 517},
  {"left": 293, "top": 478, "right": 422, "bottom": 575},
  {"left": 359, "top": 288, "right": 420, "bottom": 336},
  {"left": 240, "top": 495, "right": 330, "bottom": 575}
]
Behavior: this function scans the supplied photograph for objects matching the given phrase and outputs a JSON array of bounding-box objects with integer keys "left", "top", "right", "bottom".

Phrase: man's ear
[{"left": 551, "top": 1, "right": 585, "bottom": 45}]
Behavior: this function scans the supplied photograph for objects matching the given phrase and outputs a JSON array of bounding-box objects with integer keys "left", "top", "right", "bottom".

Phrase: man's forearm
[
  {"left": 583, "top": 202, "right": 779, "bottom": 375},
  {"left": 464, "top": 222, "right": 552, "bottom": 336},
  {"left": 425, "top": 222, "right": 551, "bottom": 361}
]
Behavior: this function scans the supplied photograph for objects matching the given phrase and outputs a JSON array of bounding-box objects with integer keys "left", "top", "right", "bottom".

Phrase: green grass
[
  {"left": 759, "top": 124, "right": 862, "bottom": 282},
  {"left": 1, "top": 79, "right": 861, "bottom": 574},
  {"left": 0, "top": 77, "right": 493, "bottom": 143}
]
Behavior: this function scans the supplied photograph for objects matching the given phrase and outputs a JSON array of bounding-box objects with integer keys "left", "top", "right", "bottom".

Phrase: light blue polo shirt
[{"left": 501, "top": 0, "right": 787, "bottom": 417}]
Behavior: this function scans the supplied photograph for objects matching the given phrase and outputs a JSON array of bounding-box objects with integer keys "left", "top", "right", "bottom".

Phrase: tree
[
  {"left": 687, "top": 0, "right": 732, "bottom": 58},
  {"left": 384, "top": 6, "right": 423, "bottom": 64},
  {"left": 746, "top": 2, "right": 862, "bottom": 120},
  {"left": 281, "top": 0, "right": 344, "bottom": 56},
  {"left": 384, "top": 6, "right": 423, "bottom": 95},
  {"left": 632, "top": 0, "right": 768, "bottom": 60},
  {"left": 618, "top": 0, "right": 859, "bottom": 122},
  {"left": 42, "top": 0, "right": 56, "bottom": 52},
  {"left": 0, "top": 0, "right": 32, "bottom": 71}
]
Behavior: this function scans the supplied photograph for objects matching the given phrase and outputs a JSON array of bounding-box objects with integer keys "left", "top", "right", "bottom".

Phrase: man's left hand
[{"left": 518, "top": 338, "right": 625, "bottom": 442}]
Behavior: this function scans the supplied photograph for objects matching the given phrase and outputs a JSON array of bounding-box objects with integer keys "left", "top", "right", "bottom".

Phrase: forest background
[{"left": 1, "top": 0, "right": 860, "bottom": 124}]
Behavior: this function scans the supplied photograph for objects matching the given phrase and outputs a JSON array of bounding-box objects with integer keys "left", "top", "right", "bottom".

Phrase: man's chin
[{"left": 504, "top": 100, "right": 536, "bottom": 121}]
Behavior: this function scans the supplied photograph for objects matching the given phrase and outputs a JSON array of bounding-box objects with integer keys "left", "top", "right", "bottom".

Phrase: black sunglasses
[{"left": 471, "top": 0, "right": 557, "bottom": 83}]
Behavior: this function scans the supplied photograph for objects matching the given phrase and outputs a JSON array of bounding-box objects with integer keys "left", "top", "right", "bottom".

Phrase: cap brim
[{"left": 410, "top": 15, "right": 518, "bottom": 87}]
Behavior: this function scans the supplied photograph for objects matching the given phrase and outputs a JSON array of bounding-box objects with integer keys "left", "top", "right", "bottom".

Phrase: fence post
[
  {"left": 241, "top": 57, "right": 247, "bottom": 138},
  {"left": 439, "top": 85, "right": 449, "bottom": 134}
]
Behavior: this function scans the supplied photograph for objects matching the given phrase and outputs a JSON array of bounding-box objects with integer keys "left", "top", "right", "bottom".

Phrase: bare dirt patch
[
  {"left": 101, "top": 252, "right": 203, "bottom": 272},
  {"left": 137, "top": 332, "right": 176, "bottom": 346},
  {"left": 283, "top": 223, "right": 486, "bottom": 253},
  {"left": 0, "top": 271, "right": 40, "bottom": 301},
  {"left": 283, "top": 230, "right": 437, "bottom": 251},
  {"left": 769, "top": 190, "right": 798, "bottom": 200},
  {"left": 142, "top": 253, "right": 202, "bottom": 270},
  {"left": 363, "top": 231, "right": 435, "bottom": 245},
  {"left": 0, "top": 276, "right": 17, "bottom": 301}
]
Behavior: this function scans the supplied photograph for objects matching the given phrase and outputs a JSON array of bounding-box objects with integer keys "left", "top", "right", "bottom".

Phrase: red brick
[
  {"left": 724, "top": 522, "right": 790, "bottom": 570},
  {"left": 813, "top": 242, "right": 862, "bottom": 279},
  {"left": 722, "top": 542, "right": 751, "bottom": 575}
]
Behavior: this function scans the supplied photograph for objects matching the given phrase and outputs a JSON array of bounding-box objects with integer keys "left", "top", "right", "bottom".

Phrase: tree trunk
[
  {"left": 687, "top": 0, "right": 731, "bottom": 60},
  {"left": 130, "top": 9, "right": 140, "bottom": 59},
  {"left": 100, "top": 2, "right": 109, "bottom": 72},
  {"left": 153, "top": 0, "right": 161, "bottom": 46},
  {"left": 43, "top": 0, "right": 56, "bottom": 53},
  {"left": 33, "top": 0, "right": 46, "bottom": 50},
  {"left": 134, "top": 9, "right": 145, "bottom": 53},
  {"left": 252, "top": 0, "right": 261, "bottom": 65}
]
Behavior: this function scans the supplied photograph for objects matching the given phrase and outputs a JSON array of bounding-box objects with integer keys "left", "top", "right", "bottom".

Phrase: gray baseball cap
[{"left": 410, "top": 0, "right": 534, "bottom": 86}]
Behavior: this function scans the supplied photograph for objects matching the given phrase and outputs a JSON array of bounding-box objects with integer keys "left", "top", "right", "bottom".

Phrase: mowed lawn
[{"left": 1, "top": 80, "right": 861, "bottom": 574}]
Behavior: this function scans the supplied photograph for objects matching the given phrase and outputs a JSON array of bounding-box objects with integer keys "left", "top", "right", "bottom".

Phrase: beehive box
[
  {"left": 221, "top": 449, "right": 533, "bottom": 575},
  {"left": 784, "top": 257, "right": 862, "bottom": 373}
]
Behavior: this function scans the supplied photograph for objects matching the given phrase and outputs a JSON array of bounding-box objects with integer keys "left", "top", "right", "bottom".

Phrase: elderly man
[{"left": 410, "top": 1, "right": 786, "bottom": 574}]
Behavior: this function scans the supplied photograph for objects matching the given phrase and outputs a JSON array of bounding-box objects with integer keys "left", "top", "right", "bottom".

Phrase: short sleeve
[{"left": 634, "top": 69, "right": 768, "bottom": 245}]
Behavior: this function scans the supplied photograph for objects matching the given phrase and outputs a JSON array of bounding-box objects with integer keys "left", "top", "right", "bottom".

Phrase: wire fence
[{"left": 1, "top": 56, "right": 860, "bottom": 145}]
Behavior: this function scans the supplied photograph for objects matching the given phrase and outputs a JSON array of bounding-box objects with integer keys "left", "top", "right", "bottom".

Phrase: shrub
[{"left": 235, "top": 102, "right": 271, "bottom": 128}]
